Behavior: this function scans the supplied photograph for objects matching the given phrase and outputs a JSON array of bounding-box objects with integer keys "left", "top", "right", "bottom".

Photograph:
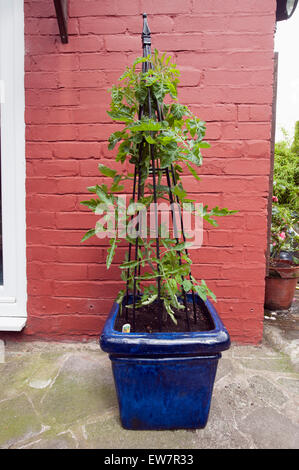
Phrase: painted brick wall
[{"left": 23, "top": 0, "right": 276, "bottom": 343}]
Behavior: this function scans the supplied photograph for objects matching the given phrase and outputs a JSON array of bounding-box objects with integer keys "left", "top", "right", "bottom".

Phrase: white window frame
[{"left": 0, "top": 0, "right": 26, "bottom": 331}]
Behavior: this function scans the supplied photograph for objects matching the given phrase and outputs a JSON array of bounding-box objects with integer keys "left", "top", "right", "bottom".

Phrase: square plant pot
[{"left": 100, "top": 294, "right": 230, "bottom": 430}]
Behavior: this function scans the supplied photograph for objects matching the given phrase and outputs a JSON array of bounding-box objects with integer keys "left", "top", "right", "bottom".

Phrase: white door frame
[{"left": 0, "top": 0, "right": 26, "bottom": 331}]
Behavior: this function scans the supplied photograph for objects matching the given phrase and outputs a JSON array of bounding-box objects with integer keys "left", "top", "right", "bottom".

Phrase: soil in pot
[{"left": 114, "top": 300, "right": 214, "bottom": 333}]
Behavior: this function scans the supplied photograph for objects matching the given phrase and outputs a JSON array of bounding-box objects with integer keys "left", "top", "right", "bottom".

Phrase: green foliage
[
  {"left": 271, "top": 124, "right": 299, "bottom": 261},
  {"left": 81, "top": 51, "right": 237, "bottom": 324},
  {"left": 273, "top": 125, "right": 299, "bottom": 211},
  {"left": 270, "top": 204, "right": 299, "bottom": 260},
  {"left": 291, "top": 121, "right": 299, "bottom": 155}
]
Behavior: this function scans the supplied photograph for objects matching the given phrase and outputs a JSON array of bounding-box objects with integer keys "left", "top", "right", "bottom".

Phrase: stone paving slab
[
  {"left": 264, "top": 290, "right": 299, "bottom": 372},
  {"left": 0, "top": 334, "right": 298, "bottom": 449}
]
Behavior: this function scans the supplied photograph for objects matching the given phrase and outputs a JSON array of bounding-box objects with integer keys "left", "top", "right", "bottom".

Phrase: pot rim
[{"left": 100, "top": 293, "right": 230, "bottom": 356}]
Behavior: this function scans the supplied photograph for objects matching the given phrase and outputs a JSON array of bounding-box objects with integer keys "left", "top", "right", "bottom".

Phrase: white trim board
[
  {"left": 0, "top": 317, "right": 27, "bottom": 332},
  {"left": 0, "top": 0, "right": 26, "bottom": 329}
]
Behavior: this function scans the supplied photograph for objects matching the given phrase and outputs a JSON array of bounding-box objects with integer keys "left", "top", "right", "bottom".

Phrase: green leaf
[
  {"left": 116, "top": 289, "right": 125, "bottom": 304},
  {"left": 198, "top": 141, "right": 210, "bottom": 148},
  {"left": 173, "top": 184, "right": 187, "bottom": 200},
  {"left": 81, "top": 229, "right": 96, "bottom": 243},
  {"left": 140, "top": 294, "right": 158, "bottom": 306},
  {"left": 208, "top": 289, "right": 217, "bottom": 302},
  {"left": 110, "top": 86, "right": 124, "bottom": 104},
  {"left": 136, "top": 271, "right": 156, "bottom": 280},
  {"left": 168, "top": 278, "right": 178, "bottom": 294},
  {"left": 144, "top": 75, "right": 158, "bottom": 87},
  {"left": 116, "top": 140, "right": 131, "bottom": 163},
  {"left": 186, "top": 162, "right": 201, "bottom": 181},
  {"left": 107, "top": 103, "right": 135, "bottom": 123},
  {"left": 108, "top": 131, "right": 126, "bottom": 150},
  {"left": 133, "top": 56, "right": 151, "bottom": 69},
  {"left": 80, "top": 199, "right": 99, "bottom": 210},
  {"left": 95, "top": 185, "right": 113, "bottom": 206},
  {"left": 110, "top": 184, "right": 124, "bottom": 193},
  {"left": 170, "top": 103, "right": 187, "bottom": 120},
  {"left": 173, "top": 242, "right": 193, "bottom": 251},
  {"left": 120, "top": 259, "right": 141, "bottom": 270},
  {"left": 129, "top": 119, "right": 166, "bottom": 132},
  {"left": 164, "top": 300, "right": 178, "bottom": 325},
  {"left": 98, "top": 164, "right": 117, "bottom": 178},
  {"left": 182, "top": 279, "right": 192, "bottom": 292},
  {"left": 193, "top": 284, "right": 207, "bottom": 301},
  {"left": 209, "top": 206, "right": 238, "bottom": 217},
  {"left": 145, "top": 135, "right": 156, "bottom": 144},
  {"left": 203, "top": 215, "right": 219, "bottom": 227},
  {"left": 106, "top": 237, "right": 117, "bottom": 269},
  {"left": 87, "top": 185, "right": 97, "bottom": 194}
]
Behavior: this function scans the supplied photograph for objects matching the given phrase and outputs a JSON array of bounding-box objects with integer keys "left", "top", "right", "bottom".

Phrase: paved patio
[{"left": 0, "top": 295, "right": 298, "bottom": 450}]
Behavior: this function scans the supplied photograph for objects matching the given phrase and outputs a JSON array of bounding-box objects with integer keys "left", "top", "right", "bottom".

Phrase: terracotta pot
[
  {"left": 268, "top": 259, "right": 299, "bottom": 279},
  {"left": 265, "top": 277, "right": 297, "bottom": 310},
  {"left": 265, "top": 259, "right": 299, "bottom": 310}
]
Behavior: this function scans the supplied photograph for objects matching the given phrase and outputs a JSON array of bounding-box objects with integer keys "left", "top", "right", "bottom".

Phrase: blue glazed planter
[{"left": 100, "top": 294, "right": 230, "bottom": 430}]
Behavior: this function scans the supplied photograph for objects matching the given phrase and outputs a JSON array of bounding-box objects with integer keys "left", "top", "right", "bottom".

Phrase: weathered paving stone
[
  {"left": 0, "top": 394, "right": 42, "bottom": 448},
  {"left": 277, "top": 376, "right": 299, "bottom": 394},
  {"left": 0, "top": 355, "right": 41, "bottom": 399},
  {"left": 237, "top": 407, "right": 299, "bottom": 449},
  {"left": 215, "top": 379, "right": 259, "bottom": 414},
  {"left": 19, "top": 431, "right": 78, "bottom": 449},
  {"left": 29, "top": 378, "right": 53, "bottom": 390},
  {"left": 214, "top": 358, "right": 234, "bottom": 382},
  {"left": 0, "top": 348, "right": 63, "bottom": 395},
  {"left": 193, "top": 395, "right": 252, "bottom": 449},
  {"left": 248, "top": 375, "right": 287, "bottom": 408},
  {"left": 0, "top": 338, "right": 298, "bottom": 449},
  {"left": 83, "top": 414, "right": 199, "bottom": 449},
  {"left": 283, "top": 397, "right": 299, "bottom": 425},
  {"left": 39, "top": 353, "right": 117, "bottom": 426},
  {"left": 232, "top": 344, "right": 278, "bottom": 360},
  {"left": 27, "top": 351, "right": 67, "bottom": 384},
  {"left": 236, "top": 352, "right": 295, "bottom": 374}
]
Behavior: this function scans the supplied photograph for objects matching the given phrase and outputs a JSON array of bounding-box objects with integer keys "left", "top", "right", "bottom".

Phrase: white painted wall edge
[{"left": 0, "top": 317, "right": 27, "bottom": 331}]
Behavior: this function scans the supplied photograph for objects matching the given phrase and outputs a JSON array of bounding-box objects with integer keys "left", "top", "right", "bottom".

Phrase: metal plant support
[{"left": 124, "top": 14, "right": 198, "bottom": 332}]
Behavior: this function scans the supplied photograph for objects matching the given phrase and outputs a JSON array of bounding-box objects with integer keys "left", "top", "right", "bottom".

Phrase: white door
[{"left": 0, "top": 0, "right": 26, "bottom": 330}]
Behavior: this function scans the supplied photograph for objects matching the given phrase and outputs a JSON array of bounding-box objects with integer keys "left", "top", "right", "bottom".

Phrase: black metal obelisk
[{"left": 124, "top": 14, "right": 197, "bottom": 332}]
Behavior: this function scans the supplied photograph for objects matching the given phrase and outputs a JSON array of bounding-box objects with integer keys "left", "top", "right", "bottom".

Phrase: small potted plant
[
  {"left": 265, "top": 201, "right": 299, "bottom": 310},
  {"left": 82, "top": 15, "right": 236, "bottom": 430}
]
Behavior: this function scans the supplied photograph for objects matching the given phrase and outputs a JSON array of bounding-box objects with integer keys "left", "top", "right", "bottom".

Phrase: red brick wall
[{"left": 23, "top": 0, "right": 276, "bottom": 343}]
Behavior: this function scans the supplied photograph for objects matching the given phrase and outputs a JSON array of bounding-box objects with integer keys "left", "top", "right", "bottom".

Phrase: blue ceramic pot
[{"left": 100, "top": 294, "right": 230, "bottom": 430}]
